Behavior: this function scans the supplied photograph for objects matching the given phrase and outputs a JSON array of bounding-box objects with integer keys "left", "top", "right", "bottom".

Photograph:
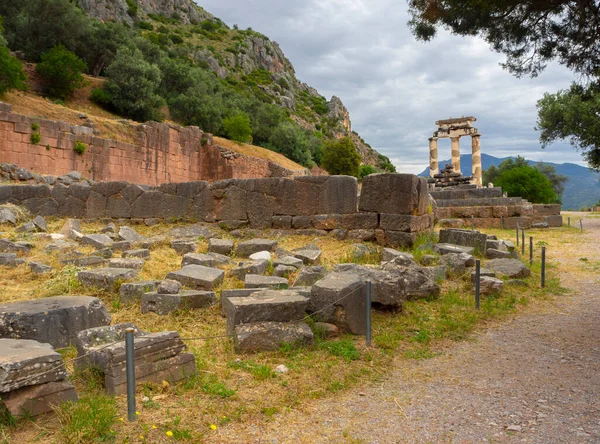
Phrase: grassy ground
[{"left": 0, "top": 220, "right": 579, "bottom": 443}]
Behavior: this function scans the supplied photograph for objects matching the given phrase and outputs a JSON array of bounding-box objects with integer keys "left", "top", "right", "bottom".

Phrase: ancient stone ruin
[{"left": 428, "top": 116, "right": 482, "bottom": 187}]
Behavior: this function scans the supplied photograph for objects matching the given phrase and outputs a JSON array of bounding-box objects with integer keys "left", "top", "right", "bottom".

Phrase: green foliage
[
  {"left": 267, "top": 121, "right": 314, "bottom": 167},
  {"left": 136, "top": 21, "right": 153, "bottom": 31},
  {"left": 30, "top": 132, "right": 41, "bottom": 144},
  {"left": 126, "top": 0, "right": 138, "bottom": 17},
  {"left": 243, "top": 68, "right": 273, "bottom": 86},
  {"left": 377, "top": 153, "right": 396, "bottom": 172},
  {"left": 200, "top": 20, "right": 220, "bottom": 32},
  {"left": 0, "top": 46, "right": 26, "bottom": 95},
  {"left": 321, "top": 136, "right": 361, "bottom": 177},
  {"left": 319, "top": 338, "right": 360, "bottom": 361},
  {"left": 103, "top": 47, "right": 165, "bottom": 122},
  {"left": 535, "top": 162, "right": 568, "bottom": 200},
  {"left": 359, "top": 164, "right": 376, "bottom": 180},
  {"left": 223, "top": 113, "right": 252, "bottom": 143},
  {"left": 56, "top": 394, "right": 118, "bottom": 443},
  {"left": 536, "top": 82, "right": 600, "bottom": 171},
  {"left": 89, "top": 87, "right": 112, "bottom": 107},
  {"left": 494, "top": 165, "right": 558, "bottom": 204},
  {"left": 36, "top": 45, "right": 86, "bottom": 100},
  {"left": 31, "top": 122, "right": 39, "bottom": 131},
  {"left": 73, "top": 141, "right": 86, "bottom": 155}
]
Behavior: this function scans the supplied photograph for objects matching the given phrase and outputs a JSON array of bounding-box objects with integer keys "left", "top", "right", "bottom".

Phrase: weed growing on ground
[{"left": 56, "top": 394, "right": 118, "bottom": 443}]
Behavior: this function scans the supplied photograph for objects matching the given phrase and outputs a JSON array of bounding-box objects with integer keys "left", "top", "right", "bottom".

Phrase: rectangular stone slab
[
  {"left": 141, "top": 291, "right": 217, "bottom": 315},
  {"left": 223, "top": 290, "right": 309, "bottom": 335},
  {"left": 105, "top": 352, "right": 197, "bottom": 395},
  {"left": 220, "top": 288, "right": 268, "bottom": 316},
  {"left": 1, "top": 380, "right": 77, "bottom": 416},
  {"left": 433, "top": 243, "right": 475, "bottom": 255},
  {"left": 166, "top": 265, "right": 224, "bottom": 290},
  {"left": 78, "top": 268, "right": 139, "bottom": 291},
  {"left": 0, "top": 296, "right": 111, "bottom": 348},
  {"left": 234, "top": 321, "right": 314, "bottom": 353},
  {"left": 0, "top": 339, "right": 67, "bottom": 393},
  {"left": 244, "top": 274, "right": 289, "bottom": 289}
]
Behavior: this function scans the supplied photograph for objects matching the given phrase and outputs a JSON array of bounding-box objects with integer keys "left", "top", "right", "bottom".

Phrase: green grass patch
[
  {"left": 56, "top": 394, "right": 118, "bottom": 443},
  {"left": 318, "top": 338, "right": 360, "bottom": 361}
]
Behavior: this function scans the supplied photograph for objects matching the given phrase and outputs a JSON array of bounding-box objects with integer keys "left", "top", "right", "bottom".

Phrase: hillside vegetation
[{"left": 0, "top": 0, "right": 396, "bottom": 176}]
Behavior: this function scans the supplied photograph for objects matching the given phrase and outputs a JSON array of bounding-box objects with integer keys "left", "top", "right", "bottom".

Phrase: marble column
[
  {"left": 450, "top": 136, "right": 461, "bottom": 173},
  {"left": 471, "top": 134, "right": 482, "bottom": 187},
  {"left": 428, "top": 137, "right": 439, "bottom": 177}
]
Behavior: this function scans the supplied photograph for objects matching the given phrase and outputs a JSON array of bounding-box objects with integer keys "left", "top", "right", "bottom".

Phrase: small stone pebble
[{"left": 275, "top": 364, "right": 289, "bottom": 374}]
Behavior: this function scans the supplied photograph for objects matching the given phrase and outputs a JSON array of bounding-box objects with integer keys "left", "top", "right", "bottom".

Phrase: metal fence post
[
  {"left": 580, "top": 219, "right": 583, "bottom": 232},
  {"left": 529, "top": 236, "right": 533, "bottom": 264},
  {"left": 521, "top": 228, "right": 525, "bottom": 255},
  {"left": 365, "top": 281, "right": 372, "bottom": 347},
  {"left": 125, "top": 327, "right": 136, "bottom": 422},
  {"left": 541, "top": 247, "right": 546, "bottom": 288},
  {"left": 568, "top": 216, "right": 571, "bottom": 228},
  {"left": 475, "top": 260, "right": 481, "bottom": 310}
]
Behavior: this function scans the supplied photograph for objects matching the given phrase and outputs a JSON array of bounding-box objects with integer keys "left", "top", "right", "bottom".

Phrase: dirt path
[{"left": 215, "top": 214, "right": 600, "bottom": 443}]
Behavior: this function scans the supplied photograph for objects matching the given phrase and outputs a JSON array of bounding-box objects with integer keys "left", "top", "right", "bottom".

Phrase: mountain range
[{"left": 418, "top": 153, "right": 600, "bottom": 210}]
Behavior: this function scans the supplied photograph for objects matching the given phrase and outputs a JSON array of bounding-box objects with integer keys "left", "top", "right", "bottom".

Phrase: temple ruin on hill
[{"left": 428, "top": 116, "right": 482, "bottom": 187}]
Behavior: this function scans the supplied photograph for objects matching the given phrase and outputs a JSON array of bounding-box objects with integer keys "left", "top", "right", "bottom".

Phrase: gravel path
[{"left": 215, "top": 215, "right": 600, "bottom": 443}]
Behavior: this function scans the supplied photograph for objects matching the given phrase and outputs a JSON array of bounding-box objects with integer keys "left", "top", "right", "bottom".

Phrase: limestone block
[
  {"left": 166, "top": 264, "right": 224, "bottom": 290},
  {"left": 293, "top": 249, "right": 322, "bottom": 265},
  {"left": 171, "top": 240, "right": 196, "bottom": 254},
  {"left": 118, "top": 226, "right": 145, "bottom": 243},
  {"left": 0, "top": 296, "right": 110, "bottom": 348},
  {"left": 141, "top": 291, "right": 216, "bottom": 315},
  {"left": 234, "top": 321, "right": 314, "bottom": 353},
  {"left": 80, "top": 234, "right": 114, "bottom": 249},
  {"left": 293, "top": 266, "right": 327, "bottom": 287},
  {"left": 230, "top": 260, "right": 268, "bottom": 280},
  {"left": 438, "top": 229, "right": 488, "bottom": 253},
  {"left": 223, "top": 289, "right": 309, "bottom": 334},
  {"left": 341, "top": 212, "right": 378, "bottom": 230},
  {"left": 380, "top": 214, "right": 431, "bottom": 232},
  {"left": 244, "top": 274, "right": 289, "bottom": 289},
  {"left": 208, "top": 238, "right": 234, "bottom": 256},
  {"left": 309, "top": 273, "right": 366, "bottom": 334},
  {"left": 182, "top": 253, "right": 224, "bottom": 268},
  {"left": 236, "top": 239, "right": 277, "bottom": 258},
  {"left": 359, "top": 174, "right": 428, "bottom": 215},
  {"left": 478, "top": 276, "right": 504, "bottom": 295},
  {"left": 122, "top": 249, "right": 151, "bottom": 259},
  {"left": 120, "top": 280, "right": 159, "bottom": 304},
  {"left": 434, "top": 243, "right": 475, "bottom": 255},
  {"left": 486, "top": 248, "right": 512, "bottom": 259},
  {"left": 486, "top": 259, "right": 531, "bottom": 278},
  {"left": 1, "top": 380, "right": 77, "bottom": 417},
  {"left": 384, "top": 231, "right": 418, "bottom": 248},
  {"left": 273, "top": 256, "right": 304, "bottom": 269},
  {"left": 108, "top": 258, "right": 145, "bottom": 270},
  {"left": 78, "top": 268, "right": 138, "bottom": 291},
  {"left": 311, "top": 214, "right": 342, "bottom": 230},
  {"left": 0, "top": 339, "right": 67, "bottom": 393}
]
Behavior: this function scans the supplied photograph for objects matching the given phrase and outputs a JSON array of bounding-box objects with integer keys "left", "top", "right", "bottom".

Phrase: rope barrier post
[
  {"left": 529, "top": 236, "right": 533, "bottom": 265},
  {"left": 580, "top": 219, "right": 583, "bottom": 232},
  {"left": 516, "top": 224, "right": 519, "bottom": 246},
  {"left": 475, "top": 260, "right": 481, "bottom": 310},
  {"left": 568, "top": 216, "right": 570, "bottom": 228},
  {"left": 365, "top": 281, "right": 372, "bottom": 347},
  {"left": 521, "top": 228, "right": 525, "bottom": 256},
  {"left": 541, "top": 246, "right": 546, "bottom": 288},
  {"left": 125, "top": 327, "right": 136, "bottom": 422}
]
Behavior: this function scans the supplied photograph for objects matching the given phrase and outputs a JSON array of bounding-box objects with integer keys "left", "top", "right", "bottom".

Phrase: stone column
[
  {"left": 451, "top": 136, "right": 461, "bottom": 173},
  {"left": 471, "top": 134, "right": 482, "bottom": 187},
  {"left": 428, "top": 137, "right": 439, "bottom": 177}
]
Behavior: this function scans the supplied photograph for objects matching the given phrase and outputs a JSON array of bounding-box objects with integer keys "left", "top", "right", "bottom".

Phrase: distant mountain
[{"left": 418, "top": 153, "right": 600, "bottom": 210}]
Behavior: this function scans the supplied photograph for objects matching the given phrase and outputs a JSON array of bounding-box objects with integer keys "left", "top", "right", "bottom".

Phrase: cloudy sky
[{"left": 196, "top": 0, "right": 578, "bottom": 174}]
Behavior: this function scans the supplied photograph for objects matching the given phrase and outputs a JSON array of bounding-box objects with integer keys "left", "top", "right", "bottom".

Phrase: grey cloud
[{"left": 197, "top": 0, "right": 580, "bottom": 172}]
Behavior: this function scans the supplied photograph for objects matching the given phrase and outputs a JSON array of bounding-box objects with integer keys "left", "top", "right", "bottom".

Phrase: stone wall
[
  {"left": 0, "top": 173, "right": 434, "bottom": 247},
  {"left": 0, "top": 102, "right": 302, "bottom": 186}
]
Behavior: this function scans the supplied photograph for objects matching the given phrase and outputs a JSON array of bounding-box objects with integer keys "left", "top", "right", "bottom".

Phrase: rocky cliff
[{"left": 76, "top": 0, "right": 390, "bottom": 170}]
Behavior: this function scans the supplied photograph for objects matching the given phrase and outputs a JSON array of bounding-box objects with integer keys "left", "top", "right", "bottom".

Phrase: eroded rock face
[{"left": 0, "top": 296, "right": 111, "bottom": 348}]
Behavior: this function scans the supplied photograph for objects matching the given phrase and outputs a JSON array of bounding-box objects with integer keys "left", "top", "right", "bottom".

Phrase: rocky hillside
[{"left": 76, "top": 0, "right": 387, "bottom": 168}]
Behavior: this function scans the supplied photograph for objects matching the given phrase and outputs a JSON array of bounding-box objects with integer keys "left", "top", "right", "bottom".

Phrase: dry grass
[
  {"left": 213, "top": 136, "right": 305, "bottom": 172},
  {"left": 0, "top": 220, "right": 584, "bottom": 443}
]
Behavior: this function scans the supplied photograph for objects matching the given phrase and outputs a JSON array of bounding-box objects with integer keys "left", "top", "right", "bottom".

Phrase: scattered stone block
[
  {"left": 0, "top": 339, "right": 67, "bottom": 392},
  {"left": 434, "top": 243, "right": 475, "bottom": 255},
  {"left": 75, "top": 326, "right": 196, "bottom": 395},
  {"left": 249, "top": 251, "right": 272, "bottom": 261},
  {"left": 245, "top": 274, "right": 289, "bottom": 289},
  {"left": 381, "top": 249, "right": 416, "bottom": 266},
  {"left": 234, "top": 321, "right": 314, "bottom": 353},
  {"left": 0, "top": 253, "right": 19, "bottom": 267},
  {"left": 470, "top": 268, "right": 496, "bottom": 283},
  {"left": 273, "top": 256, "right": 304, "bottom": 269},
  {"left": 157, "top": 279, "right": 182, "bottom": 295},
  {"left": 274, "top": 265, "right": 297, "bottom": 277},
  {"left": 294, "top": 266, "right": 327, "bottom": 287},
  {"left": 144, "top": 218, "right": 160, "bottom": 226},
  {"left": 142, "top": 235, "right": 168, "bottom": 249},
  {"left": 58, "top": 219, "right": 82, "bottom": 239},
  {"left": 0, "top": 207, "right": 16, "bottom": 225},
  {"left": 171, "top": 240, "right": 196, "bottom": 254},
  {"left": 81, "top": 234, "right": 114, "bottom": 249},
  {"left": 29, "top": 261, "right": 52, "bottom": 274},
  {"left": 166, "top": 265, "right": 224, "bottom": 290},
  {"left": 486, "top": 259, "right": 531, "bottom": 278},
  {"left": 310, "top": 273, "right": 366, "bottom": 334},
  {"left": 100, "top": 222, "right": 116, "bottom": 234},
  {"left": 1, "top": 380, "right": 77, "bottom": 417},
  {"left": 68, "top": 256, "right": 107, "bottom": 267},
  {"left": 478, "top": 276, "right": 504, "bottom": 295},
  {"left": 109, "top": 258, "right": 145, "bottom": 270},
  {"left": 486, "top": 248, "right": 512, "bottom": 259},
  {"left": 0, "top": 296, "right": 111, "bottom": 348},
  {"left": 439, "top": 229, "right": 488, "bottom": 254},
  {"left": 236, "top": 239, "right": 277, "bottom": 257},
  {"left": 230, "top": 260, "right": 268, "bottom": 280},
  {"left": 169, "top": 224, "right": 216, "bottom": 240},
  {"left": 182, "top": 253, "right": 224, "bottom": 268},
  {"left": 111, "top": 241, "right": 131, "bottom": 251},
  {"left": 123, "top": 249, "right": 151, "bottom": 259},
  {"left": 97, "top": 247, "right": 113, "bottom": 259},
  {"left": 440, "top": 253, "right": 475, "bottom": 276},
  {"left": 142, "top": 291, "right": 216, "bottom": 315},
  {"left": 293, "top": 249, "right": 322, "bottom": 265},
  {"left": 224, "top": 289, "right": 309, "bottom": 334},
  {"left": 118, "top": 226, "right": 145, "bottom": 243},
  {"left": 120, "top": 280, "right": 158, "bottom": 304},
  {"left": 16, "top": 221, "right": 36, "bottom": 233},
  {"left": 313, "top": 322, "right": 339, "bottom": 338},
  {"left": 0, "top": 239, "right": 33, "bottom": 252},
  {"left": 220, "top": 288, "right": 267, "bottom": 316},
  {"left": 208, "top": 238, "right": 234, "bottom": 256},
  {"left": 32, "top": 215, "right": 47, "bottom": 232},
  {"left": 78, "top": 268, "right": 138, "bottom": 291}
]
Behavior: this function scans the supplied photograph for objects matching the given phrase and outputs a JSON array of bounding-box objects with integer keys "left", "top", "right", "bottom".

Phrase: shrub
[
  {"left": 223, "top": 113, "right": 252, "bottom": 143},
  {"left": 31, "top": 122, "right": 39, "bottom": 131},
  {"left": 126, "top": 0, "right": 138, "bottom": 17},
  {"left": 30, "top": 132, "right": 41, "bottom": 144},
  {"left": 90, "top": 87, "right": 112, "bottom": 107},
  {"left": 495, "top": 165, "right": 558, "bottom": 204},
  {"left": 359, "top": 164, "right": 377, "bottom": 180},
  {"left": 36, "top": 45, "right": 86, "bottom": 100},
  {"left": 321, "top": 136, "right": 361, "bottom": 177},
  {"left": 136, "top": 21, "right": 153, "bottom": 30},
  {"left": 200, "top": 20, "right": 220, "bottom": 32},
  {"left": 0, "top": 46, "right": 26, "bottom": 95},
  {"left": 73, "top": 141, "right": 86, "bottom": 155}
]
